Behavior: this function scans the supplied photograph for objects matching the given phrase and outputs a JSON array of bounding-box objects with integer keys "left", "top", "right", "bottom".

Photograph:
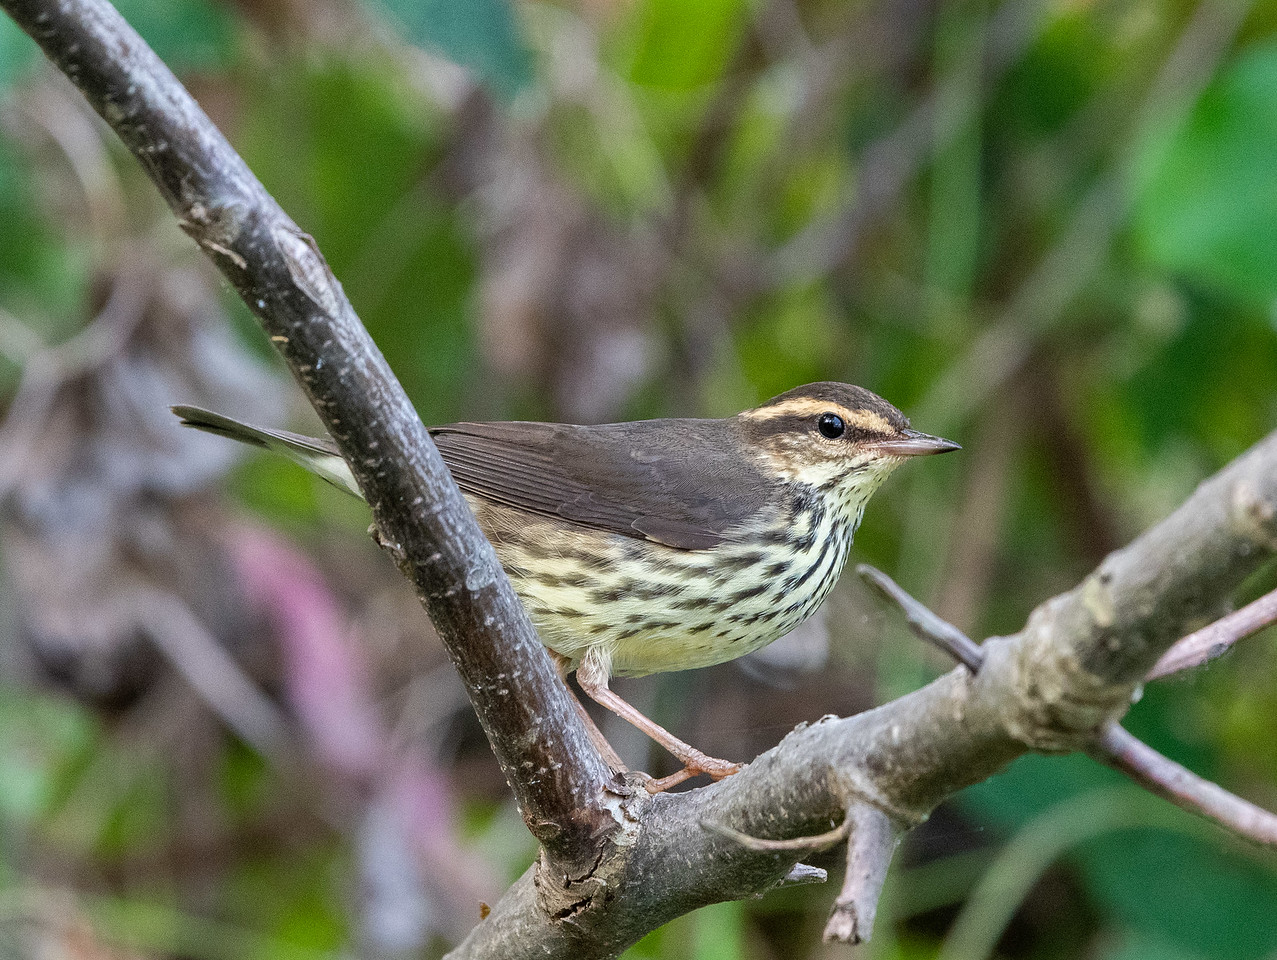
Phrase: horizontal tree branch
[{"left": 0, "top": 0, "right": 620, "bottom": 879}]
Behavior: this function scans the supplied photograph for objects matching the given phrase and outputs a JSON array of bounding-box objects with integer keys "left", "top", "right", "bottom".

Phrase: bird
[{"left": 173, "top": 382, "right": 958, "bottom": 790}]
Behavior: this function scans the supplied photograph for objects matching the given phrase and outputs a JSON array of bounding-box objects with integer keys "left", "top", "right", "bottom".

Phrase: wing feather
[
  {"left": 429, "top": 419, "right": 768, "bottom": 550},
  {"left": 175, "top": 406, "right": 770, "bottom": 551}
]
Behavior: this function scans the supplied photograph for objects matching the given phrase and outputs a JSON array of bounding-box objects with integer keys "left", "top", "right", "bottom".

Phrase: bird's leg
[
  {"left": 575, "top": 649, "right": 742, "bottom": 793},
  {"left": 549, "top": 650, "right": 628, "bottom": 774}
]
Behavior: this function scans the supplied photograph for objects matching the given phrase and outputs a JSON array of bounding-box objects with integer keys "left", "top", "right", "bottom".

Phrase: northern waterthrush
[{"left": 174, "top": 383, "right": 957, "bottom": 790}]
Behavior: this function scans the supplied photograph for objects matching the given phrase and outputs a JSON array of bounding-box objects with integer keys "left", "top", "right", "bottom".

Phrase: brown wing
[
  {"left": 429, "top": 419, "right": 770, "bottom": 550},
  {"left": 175, "top": 405, "right": 771, "bottom": 550}
]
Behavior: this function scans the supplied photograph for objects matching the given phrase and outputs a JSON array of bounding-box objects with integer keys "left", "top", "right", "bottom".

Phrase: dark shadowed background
[{"left": 1, "top": 0, "right": 1276, "bottom": 956}]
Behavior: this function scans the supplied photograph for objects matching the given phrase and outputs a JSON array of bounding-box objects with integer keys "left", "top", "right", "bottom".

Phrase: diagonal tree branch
[
  {"left": 858, "top": 564, "right": 985, "bottom": 671},
  {"left": 1092, "top": 724, "right": 1277, "bottom": 847},
  {"left": 0, "top": 0, "right": 621, "bottom": 880},
  {"left": 1148, "top": 586, "right": 1277, "bottom": 680}
]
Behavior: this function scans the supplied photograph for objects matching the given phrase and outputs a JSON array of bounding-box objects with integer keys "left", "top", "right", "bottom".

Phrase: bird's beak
[{"left": 875, "top": 428, "right": 961, "bottom": 457}]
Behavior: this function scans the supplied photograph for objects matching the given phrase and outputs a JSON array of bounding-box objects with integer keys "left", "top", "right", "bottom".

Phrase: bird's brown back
[{"left": 429, "top": 418, "right": 774, "bottom": 550}]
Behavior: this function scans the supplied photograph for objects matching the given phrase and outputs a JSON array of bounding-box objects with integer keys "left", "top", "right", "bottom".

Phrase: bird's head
[{"left": 737, "top": 382, "right": 959, "bottom": 505}]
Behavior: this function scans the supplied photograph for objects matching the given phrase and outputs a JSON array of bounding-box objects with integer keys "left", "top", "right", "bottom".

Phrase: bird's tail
[{"left": 171, "top": 405, "right": 363, "bottom": 499}]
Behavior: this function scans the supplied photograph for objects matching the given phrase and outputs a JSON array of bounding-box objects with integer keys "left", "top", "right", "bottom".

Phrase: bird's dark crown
[{"left": 738, "top": 382, "right": 910, "bottom": 445}]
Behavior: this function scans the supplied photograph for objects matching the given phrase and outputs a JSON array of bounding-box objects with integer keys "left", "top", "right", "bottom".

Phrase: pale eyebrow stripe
[{"left": 741, "top": 398, "right": 891, "bottom": 433}]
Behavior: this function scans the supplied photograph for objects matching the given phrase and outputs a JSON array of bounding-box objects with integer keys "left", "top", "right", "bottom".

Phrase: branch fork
[{"left": 703, "top": 804, "right": 902, "bottom": 945}]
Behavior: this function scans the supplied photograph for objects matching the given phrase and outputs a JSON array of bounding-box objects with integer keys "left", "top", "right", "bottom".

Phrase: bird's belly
[{"left": 484, "top": 512, "right": 851, "bottom": 678}]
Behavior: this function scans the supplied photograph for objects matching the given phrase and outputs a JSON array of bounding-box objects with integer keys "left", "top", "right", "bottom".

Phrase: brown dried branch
[
  {"left": 0, "top": 0, "right": 618, "bottom": 881},
  {"left": 1148, "top": 587, "right": 1277, "bottom": 680}
]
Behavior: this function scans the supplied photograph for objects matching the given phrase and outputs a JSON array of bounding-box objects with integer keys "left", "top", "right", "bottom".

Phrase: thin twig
[
  {"left": 700, "top": 817, "right": 850, "bottom": 853},
  {"left": 773, "top": 864, "right": 827, "bottom": 888},
  {"left": 135, "top": 587, "right": 294, "bottom": 764},
  {"left": 1092, "top": 725, "right": 1277, "bottom": 849},
  {"left": 704, "top": 803, "right": 897, "bottom": 942},
  {"left": 857, "top": 565, "right": 985, "bottom": 671},
  {"left": 1148, "top": 587, "right": 1277, "bottom": 680}
]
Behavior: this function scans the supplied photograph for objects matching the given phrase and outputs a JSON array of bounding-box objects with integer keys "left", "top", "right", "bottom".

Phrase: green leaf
[
  {"left": 1102, "top": 931, "right": 1208, "bottom": 960},
  {"left": 625, "top": 0, "right": 752, "bottom": 90},
  {"left": 1079, "top": 828, "right": 1277, "bottom": 960},
  {"left": 1133, "top": 44, "right": 1277, "bottom": 307},
  {"left": 625, "top": 900, "right": 746, "bottom": 959},
  {"left": 374, "top": 0, "right": 533, "bottom": 101}
]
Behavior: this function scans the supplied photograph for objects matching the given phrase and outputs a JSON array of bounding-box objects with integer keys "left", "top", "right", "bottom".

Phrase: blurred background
[{"left": 1, "top": 0, "right": 1276, "bottom": 956}]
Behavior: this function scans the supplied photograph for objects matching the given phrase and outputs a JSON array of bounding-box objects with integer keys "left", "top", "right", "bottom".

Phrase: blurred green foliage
[
  {"left": 0, "top": 17, "right": 36, "bottom": 83},
  {"left": 625, "top": 0, "right": 754, "bottom": 89},
  {"left": 1, "top": 0, "right": 1277, "bottom": 957},
  {"left": 112, "top": 0, "right": 237, "bottom": 68},
  {"left": 235, "top": 55, "right": 480, "bottom": 424},
  {"left": 1134, "top": 44, "right": 1277, "bottom": 306},
  {"left": 379, "top": 0, "right": 533, "bottom": 100}
]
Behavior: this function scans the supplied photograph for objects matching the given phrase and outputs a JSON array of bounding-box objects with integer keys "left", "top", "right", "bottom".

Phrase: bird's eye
[{"left": 817, "top": 413, "right": 845, "bottom": 439}]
